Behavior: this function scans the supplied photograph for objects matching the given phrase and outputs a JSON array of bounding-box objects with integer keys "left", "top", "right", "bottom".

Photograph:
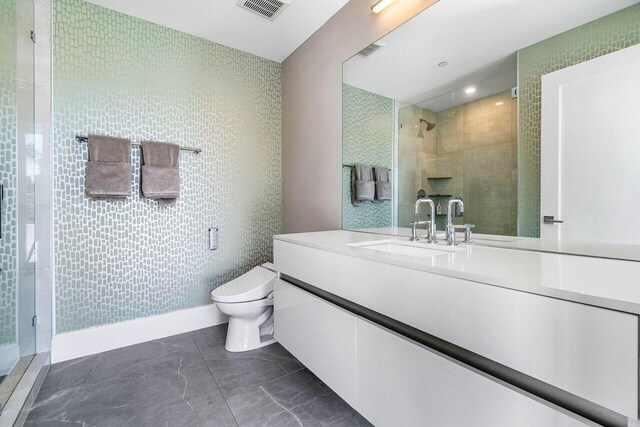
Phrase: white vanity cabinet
[
  {"left": 273, "top": 278, "right": 356, "bottom": 406},
  {"left": 274, "top": 239, "right": 639, "bottom": 419},
  {"left": 275, "top": 280, "right": 593, "bottom": 427},
  {"left": 274, "top": 232, "right": 640, "bottom": 426},
  {"left": 355, "top": 318, "right": 591, "bottom": 427}
]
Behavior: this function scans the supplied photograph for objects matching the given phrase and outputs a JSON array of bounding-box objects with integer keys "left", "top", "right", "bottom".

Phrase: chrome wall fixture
[
  {"left": 417, "top": 119, "right": 436, "bottom": 138},
  {"left": 75, "top": 135, "right": 202, "bottom": 154}
]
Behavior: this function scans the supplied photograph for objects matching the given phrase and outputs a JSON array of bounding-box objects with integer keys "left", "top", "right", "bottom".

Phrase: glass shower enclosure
[{"left": 0, "top": 0, "right": 37, "bottom": 414}]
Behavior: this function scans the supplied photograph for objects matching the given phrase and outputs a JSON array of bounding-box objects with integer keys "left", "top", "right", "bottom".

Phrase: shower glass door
[{"left": 0, "top": 0, "right": 36, "bottom": 413}]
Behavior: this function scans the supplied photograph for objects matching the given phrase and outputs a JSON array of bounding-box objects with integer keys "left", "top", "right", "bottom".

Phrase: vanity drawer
[
  {"left": 275, "top": 240, "right": 639, "bottom": 418},
  {"left": 355, "top": 318, "right": 593, "bottom": 427},
  {"left": 274, "top": 278, "right": 356, "bottom": 406}
]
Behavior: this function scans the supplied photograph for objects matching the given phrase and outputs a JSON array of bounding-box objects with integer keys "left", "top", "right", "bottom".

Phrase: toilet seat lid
[{"left": 211, "top": 266, "right": 276, "bottom": 303}]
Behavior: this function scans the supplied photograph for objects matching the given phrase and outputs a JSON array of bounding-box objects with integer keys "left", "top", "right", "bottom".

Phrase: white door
[{"left": 540, "top": 43, "right": 640, "bottom": 244}]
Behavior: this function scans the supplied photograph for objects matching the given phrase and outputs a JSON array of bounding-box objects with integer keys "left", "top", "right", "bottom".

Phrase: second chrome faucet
[{"left": 446, "top": 199, "right": 464, "bottom": 245}]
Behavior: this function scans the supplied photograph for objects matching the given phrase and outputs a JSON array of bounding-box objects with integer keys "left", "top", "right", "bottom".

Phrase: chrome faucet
[
  {"left": 414, "top": 199, "right": 437, "bottom": 243},
  {"left": 446, "top": 199, "right": 464, "bottom": 245}
]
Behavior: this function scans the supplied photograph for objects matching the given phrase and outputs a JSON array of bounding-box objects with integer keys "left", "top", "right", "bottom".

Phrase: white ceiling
[
  {"left": 344, "top": 0, "right": 638, "bottom": 106},
  {"left": 85, "top": 0, "right": 350, "bottom": 62},
  {"left": 417, "top": 68, "right": 517, "bottom": 112}
]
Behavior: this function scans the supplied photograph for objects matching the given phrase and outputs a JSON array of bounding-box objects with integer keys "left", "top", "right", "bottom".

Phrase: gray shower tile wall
[
  {"left": 432, "top": 91, "right": 517, "bottom": 235},
  {"left": 463, "top": 143, "right": 514, "bottom": 235},
  {"left": 0, "top": 0, "right": 18, "bottom": 347},
  {"left": 53, "top": 0, "right": 281, "bottom": 333},
  {"left": 435, "top": 107, "right": 463, "bottom": 154}
]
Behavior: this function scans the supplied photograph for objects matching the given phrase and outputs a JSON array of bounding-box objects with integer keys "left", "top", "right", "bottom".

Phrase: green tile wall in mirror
[{"left": 342, "top": 0, "right": 640, "bottom": 258}]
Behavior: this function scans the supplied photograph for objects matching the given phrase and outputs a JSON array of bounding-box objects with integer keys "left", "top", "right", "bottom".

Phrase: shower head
[
  {"left": 417, "top": 119, "right": 436, "bottom": 138},
  {"left": 420, "top": 119, "right": 436, "bottom": 131}
]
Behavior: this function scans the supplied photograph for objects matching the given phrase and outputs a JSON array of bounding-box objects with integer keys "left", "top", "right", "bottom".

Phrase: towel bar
[
  {"left": 75, "top": 135, "right": 202, "bottom": 154},
  {"left": 343, "top": 163, "right": 391, "bottom": 171}
]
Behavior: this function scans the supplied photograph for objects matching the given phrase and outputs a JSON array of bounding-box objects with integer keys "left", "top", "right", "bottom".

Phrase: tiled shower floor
[{"left": 25, "top": 325, "right": 371, "bottom": 426}]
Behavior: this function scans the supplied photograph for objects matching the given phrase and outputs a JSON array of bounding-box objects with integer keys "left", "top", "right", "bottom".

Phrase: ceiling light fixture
[
  {"left": 371, "top": 0, "right": 395, "bottom": 14},
  {"left": 465, "top": 87, "right": 477, "bottom": 95}
]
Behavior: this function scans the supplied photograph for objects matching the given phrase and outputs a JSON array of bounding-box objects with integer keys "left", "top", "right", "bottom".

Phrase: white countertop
[
  {"left": 352, "top": 227, "right": 640, "bottom": 261},
  {"left": 274, "top": 230, "right": 640, "bottom": 315}
]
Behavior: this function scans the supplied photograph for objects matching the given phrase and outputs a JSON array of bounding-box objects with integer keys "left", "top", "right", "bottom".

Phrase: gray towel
[
  {"left": 350, "top": 168, "right": 361, "bottom": 206},
  {"left": 85, "top": 134, "right": 131, "bottom": 200},
  {"left": 88, "top": 135, "right": 131, "bottom": 163},
  {"left": 355, "top": 163, "right": 374, "bottom": 181},
  {"left": 352, "top": 163, "right": 374, "bottom": 204},
  {"left": 140, "top": 140, "right": 180, "bottom": 206},
  {"left": 374, "top": 166, "right": 391, "bottom": 201},
  {"left": 373, "top": 165, "right": 389, "bottom": 182}
]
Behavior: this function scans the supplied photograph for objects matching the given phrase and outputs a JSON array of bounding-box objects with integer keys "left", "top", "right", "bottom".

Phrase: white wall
[{"left": 281, "top": 0, "right": 438, "bottom": 233}]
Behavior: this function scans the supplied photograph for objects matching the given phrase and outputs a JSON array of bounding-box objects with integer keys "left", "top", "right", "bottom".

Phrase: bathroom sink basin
[{"left": 349, "top": 240, "right": 459, "bottom": 258}]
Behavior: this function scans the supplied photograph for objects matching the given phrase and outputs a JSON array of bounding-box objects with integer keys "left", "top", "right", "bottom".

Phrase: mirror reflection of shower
[{"left": 417, "top": 118, "right": 436, "bottom": 138}]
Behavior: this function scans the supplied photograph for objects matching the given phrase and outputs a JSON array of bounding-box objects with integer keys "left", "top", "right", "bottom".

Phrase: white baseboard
[
  {"left": 51, "top": 304, "right": 227, "bottom": 363},
  {"left": 0, "top": 343, "right": 20, "bottom": 375}
]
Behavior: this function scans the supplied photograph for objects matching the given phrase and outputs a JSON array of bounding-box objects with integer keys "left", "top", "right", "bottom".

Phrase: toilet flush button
[{"left": 209, "top": 228, "right": 219, "bottom": 250}]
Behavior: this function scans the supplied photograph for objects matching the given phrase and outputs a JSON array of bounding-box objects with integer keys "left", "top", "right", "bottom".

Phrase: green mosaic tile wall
[
  {"left": 518, "top": 4, "right": 640, "bottom": 237},
  {"left": 342, "top": 84, "right": 393, "bottom": 230},
  {"left": 54, "top": 0, "right": 281, "bottom": 333},
  {"left": 0, "top": 0, "right": 17, "bottom": 347}
]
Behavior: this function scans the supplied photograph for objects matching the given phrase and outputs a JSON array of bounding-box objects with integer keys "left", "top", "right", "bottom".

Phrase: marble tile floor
[{"left": 24, "top": 325, "right": 372, "bottom": 427}]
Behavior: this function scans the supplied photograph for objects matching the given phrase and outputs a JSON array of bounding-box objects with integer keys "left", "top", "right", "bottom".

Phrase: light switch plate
[{"left": 209, "top": 228, "right": 218, "bottom": 250}]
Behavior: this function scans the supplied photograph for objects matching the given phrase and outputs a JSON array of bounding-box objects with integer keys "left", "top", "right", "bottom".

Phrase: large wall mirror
[{"left": 342, "top": 0, "right": 640, "bottom": 259}]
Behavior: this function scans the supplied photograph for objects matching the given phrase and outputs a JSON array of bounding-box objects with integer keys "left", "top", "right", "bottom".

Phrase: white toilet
[{"left": 211, "top": 263, "right": 277, "bottom": 352}]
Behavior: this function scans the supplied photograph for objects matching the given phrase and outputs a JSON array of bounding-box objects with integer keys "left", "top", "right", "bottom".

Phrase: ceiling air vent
[
  {"left": 357, "top": 41, "right": 386, "bottom": 57},
  {"left": 236, "top": 0, "right": 291, "bottom": 20}
]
